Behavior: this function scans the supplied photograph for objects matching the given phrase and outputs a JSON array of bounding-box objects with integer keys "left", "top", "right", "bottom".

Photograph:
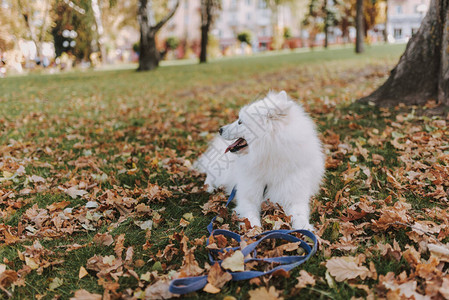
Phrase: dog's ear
[
  {"left": 265, "top": 90, "right": 292, "bottom": 120},
  {"left": 278, "top": 90, "right": 288, "bottom": 102}
]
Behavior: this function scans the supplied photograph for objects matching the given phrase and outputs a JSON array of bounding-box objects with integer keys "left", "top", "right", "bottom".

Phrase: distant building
[
  {"left": 159, "top": 0, "right": 308, "bottom": 57},
  {"left": 386, "top": 0, "right": 429, "bottom": 43}
]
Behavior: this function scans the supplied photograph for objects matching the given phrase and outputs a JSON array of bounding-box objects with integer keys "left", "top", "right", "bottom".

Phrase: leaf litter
[{"left": 0, "top": 53, "right": 448, "bottom": 299}]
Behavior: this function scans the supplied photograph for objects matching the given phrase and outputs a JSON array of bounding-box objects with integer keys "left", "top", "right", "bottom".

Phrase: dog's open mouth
[{"left": 225, "top": 138, "right": 248, "bottom": 153}]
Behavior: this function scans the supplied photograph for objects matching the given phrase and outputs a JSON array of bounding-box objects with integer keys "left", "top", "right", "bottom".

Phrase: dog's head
[{"left": 219, "top": 90, "right": 293, "bottom": 153}]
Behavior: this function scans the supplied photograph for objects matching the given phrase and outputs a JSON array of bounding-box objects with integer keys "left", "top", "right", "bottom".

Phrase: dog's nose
[{"left": 219, "top": 127, "right": 223, "bottom": 135}]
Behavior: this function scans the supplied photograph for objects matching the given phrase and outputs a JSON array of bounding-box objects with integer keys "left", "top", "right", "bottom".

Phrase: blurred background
[{"left": 0, "top": 0, "right": 429, "bottom": 76}]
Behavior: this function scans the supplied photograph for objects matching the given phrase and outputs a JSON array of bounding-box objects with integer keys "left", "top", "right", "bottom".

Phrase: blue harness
[{"left": 169, "top": 188, "right": 318, "bottom": 294}]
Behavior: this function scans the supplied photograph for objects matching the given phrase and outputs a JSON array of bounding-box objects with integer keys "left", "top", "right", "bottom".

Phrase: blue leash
[{"left": 169, "top": 188, "right": 318, "bottom": 295}]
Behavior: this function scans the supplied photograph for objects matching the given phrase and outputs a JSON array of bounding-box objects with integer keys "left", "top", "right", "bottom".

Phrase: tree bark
[
  {"left": 383, "top": 1, "right": 388, "bottom": 42},
  {"left": 199, "top": 24, "right": 209, "bottom": 63},
  {"left": 355, "top": 0, "right": 364, "bottom": 53},
  {"left": 438, "top": 5, "right": 449, "bottom": 106},
  {"left": 200, "top": 0, "right": 212, "bottom": 63},
  {"left": 18, "top": 0, "right": 50, "bottom": 60},
  {"left": 358, "top": 0, "right": 449, "bottom": 107},
  {"left": 137, "top": 0, "right": 179, "bottom": 71},
  {"left": 91, "top": 0, "right": 107, "bottom": 64},
  {"left": 324, "top": 0, "right": 328, "bottom": 48}
]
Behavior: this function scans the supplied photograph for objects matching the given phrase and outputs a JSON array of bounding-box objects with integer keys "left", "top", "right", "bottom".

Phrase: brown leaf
[
  {"left": 271, "top": 269, "right": 290, "bottom": 278},
  {"left": 402, "top": 246, "right": 421, "bottom": 267},
  {"left": 0, "top": 264, "right": 18, "bottom": 289},
  {"left": 326, "top": 257, "right": 371, "bottom": 282},
  {"left": 93, "top": 233, "right": 114, "bottom": 246},
  {"left": 47, "top": 201, "right": 70, "bottom": 212},
  {"left": 70, "top": 289, "right": 102, "bottom": 300},
  {"left": 439, "top": 277, "right": 449, "bottom": 299},
  {"left": 248, "top": 286, "right": 284, "bottom": 300},
  {"left": 114, "top": 234, "right": 125, "bottom": 258},
  {"left": 203, "top": 282, "right": 221, "bottom": 294},
  {"left": 179, "top": 248, "right": 204, "bottom": 277},
  {"left": 144, "top": 278, "right": 179, "bottom": 299},
  {"left": 207, "top": 262, "right": 232, "bottom": 289},
  {"left": 295, "top": 270, "right": 316, "bottom": 290},
  {"left": 415, "top": 256, "right": 440, "bottom": 280}
]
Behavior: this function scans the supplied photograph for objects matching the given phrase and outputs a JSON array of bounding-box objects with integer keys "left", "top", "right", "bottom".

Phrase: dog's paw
[
  {"left": 239, "top": 216, "right": 262, "bottom": 230},
  {"left": 292, "top": 220, "right": 315, "bottom": 232}
]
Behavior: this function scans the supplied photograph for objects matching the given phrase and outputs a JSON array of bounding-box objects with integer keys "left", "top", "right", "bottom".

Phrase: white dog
[{"left": 195, "top": 91, "right": 325, "bottom": 230}]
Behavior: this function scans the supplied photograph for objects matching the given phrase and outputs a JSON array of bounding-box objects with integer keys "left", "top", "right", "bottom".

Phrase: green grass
[{"left": 3, "top": 43, "right": 446, "bottom": 299}]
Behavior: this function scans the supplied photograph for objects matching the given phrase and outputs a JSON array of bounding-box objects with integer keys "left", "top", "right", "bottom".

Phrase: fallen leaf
[
  {"left": 61, "top": 186, "right": 88, "bottom": 199},
  {"left": 248, "top": 286, "right": 283, "bottom": 300},
  {"left": 427, "top": 243, "right": 449, "bottom": 262},
  {"left": 439, "top": 277, "right": 449, "bottom": 299},
  {"left": 49, "top": 277, "right": 63, "bottom": 291},
  {"left": 295, "top": 270, "right": 316, "bottom": 290},
  {"left": 221, "top": 251, "right": 244, "bottom": 272},
  {"left": 25, "top": 257, "right": 39, "bottom": 270},
  {"left": 30, "top": 175, "right": 46, "bottom": 183},
  {"left": 79, "top": 266, "right": 88, "bottom": 279},
  {"left": 207, "top": 262, "right": 232, "bottom": 289},
  {"left": 134, "top": 220, "right": 153, "bottom": 230},
  {"left": 203, "top": 282, "right": 221, "bottom": 294},
  {"left": 325, "top": 257, "right": 371, "bottom": 281},
  {"left": 93, "top": 233, "right": 114, "bottom": 246},
  {"left": 70, "top": 289, "right": 102, "bottom": 300},
  {"left": 144, "top": 278, "right": 179, "bottom": 299}
]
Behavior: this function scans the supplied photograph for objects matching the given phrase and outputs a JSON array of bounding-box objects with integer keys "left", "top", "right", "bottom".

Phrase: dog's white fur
[{"left": 195, "top": 91, "right": 325, "bottom": 230}]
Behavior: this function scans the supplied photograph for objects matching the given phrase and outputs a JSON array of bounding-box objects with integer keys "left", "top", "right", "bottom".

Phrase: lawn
[{"left": 1, "top": 44, "right": 449, "bottom": 299}]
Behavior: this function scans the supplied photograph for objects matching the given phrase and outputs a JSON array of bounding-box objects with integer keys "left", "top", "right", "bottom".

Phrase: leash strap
[{"left": 169, "top": 188, "right": 318, "bottom": 295}]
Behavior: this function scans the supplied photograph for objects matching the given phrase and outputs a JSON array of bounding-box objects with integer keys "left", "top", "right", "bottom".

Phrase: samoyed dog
[{"left": 195, "top": 91, "right": 325, "bottom": 230}]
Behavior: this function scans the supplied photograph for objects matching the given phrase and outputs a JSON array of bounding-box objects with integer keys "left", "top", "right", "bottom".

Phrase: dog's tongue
[{"left": 225, "top": 138, "right": 245, "bottom": 153}]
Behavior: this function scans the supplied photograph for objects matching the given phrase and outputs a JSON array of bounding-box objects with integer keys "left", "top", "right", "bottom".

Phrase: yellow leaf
[
  {"left": 182, "top": 212, "right": 194, "bottom": 222},
  {"left": 17, "top": 250, "right": 24, "bottom": 261},
  {"left": 25, "top": 257, "right": 39, "bottom": 270},
  {"left": 3, "top": 171, "right": 13, "bottom": 178},
  {"left": 203, "top": 283, "right": 221, "bottom": 294},
  {"left": 78, "top": 266, "right": 88, "bottom": 279},
  {"left": 140, "top": 271, "right": 151, "bottom": 282},
  {"left": 49, "top": 277, "right": 63, "bottom": 291},
  {"left": 221, "top": 251, "right": 244, "bottom": 272}
]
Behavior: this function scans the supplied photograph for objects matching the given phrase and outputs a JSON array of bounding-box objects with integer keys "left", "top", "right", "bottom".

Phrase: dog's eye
[{"left": 238, "top": 120, "right": 242, "bottom": 125}]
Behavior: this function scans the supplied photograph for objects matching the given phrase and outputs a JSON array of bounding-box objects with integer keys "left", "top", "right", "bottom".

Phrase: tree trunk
[
  {"left": 199, "top": 24, "right": 209, "bottom": 63},
  {"left": 138, "top": 29, "right": 159, "bottom": 71},
  {"left": 355, "top": 0, "right": 364, "bottom": 53},
  {"left": 358, "top": 0, "right": 449, "bottom": 107},
  {"left": 438, "top": 4, "right": 449, "bottom": 105},
  {"left": 324, "top": 0, "right": 328, "bottom": 48},
  {"left": 200, "top": 0, "right": 212, "bottom": 63},
  {"left": 18, "top": 0, "right": 44, "bottom": 60},
  {"left": 91, "top": 0, "right": 107, "bottom": 64},
  {"left": 137, "top": 0, "right": 179, "bottom": 71},
  {"left": 383, "top": 1, "right": 388, "bottom": 42}
]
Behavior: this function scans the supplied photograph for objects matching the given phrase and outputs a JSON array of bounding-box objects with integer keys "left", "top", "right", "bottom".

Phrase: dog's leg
[
  {"left": 234, "top": 184, "right": 264, "bottom": 228},
  {"left": 271, "top": 184, "right": 314, "bottom": 231},
  {"left": 282, "top": 200, "right": 314, "bottom": 231}
]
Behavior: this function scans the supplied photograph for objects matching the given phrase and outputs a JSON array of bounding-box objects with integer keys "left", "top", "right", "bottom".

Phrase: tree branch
[{"left": 152, "top": 0, "right": 180, "bottom": 32}]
